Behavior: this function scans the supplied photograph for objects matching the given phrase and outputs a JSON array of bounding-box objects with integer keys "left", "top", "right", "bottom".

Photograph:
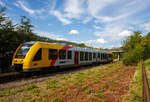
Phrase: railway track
[{"left": 142, "top": 60, "right": 150, "bottom": 102}]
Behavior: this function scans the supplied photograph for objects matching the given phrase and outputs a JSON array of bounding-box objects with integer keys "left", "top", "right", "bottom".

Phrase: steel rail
[{"left": 142, "top": 60, "right": 150, "bottom": 102}]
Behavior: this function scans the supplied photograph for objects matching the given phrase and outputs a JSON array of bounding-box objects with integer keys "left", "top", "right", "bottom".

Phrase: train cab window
[
  {"left": 89, "top": 53, "right": 92, "bottom": 61},
  {"left": 85, "top": 52, "right": 88, "bottom": 61},
  {"left": 67, "top": 51, "right": 72, "bottom": 59},
  {"left": 59, "top": 50, "right": 66, "bottom": 59},
  {"left": 49, "top": 49, "right": 57, "bottom": 60},
  {"left": 93, "top": 53, "right": 96, "bottom": 59},
  {"left": 16, "top": 43, "right": 33, "bottom": 58},
  {"left": 80, "top": 52, "right": 84, "bottom": 61},
  {"left": 33, "top": 48, "right": 42, "bottom": 61}
]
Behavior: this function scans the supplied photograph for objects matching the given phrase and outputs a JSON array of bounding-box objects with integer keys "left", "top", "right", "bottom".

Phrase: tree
[
  {"left": 17, "top": 16, "right": 34, "bottom": 33},
  {"left": 122, "top": 31, "right": 142, "bottom": 52},
  {"left": 122, "top": 31, "right": 144, "bottom": 65},
  {"left": 0, "top": 7, "right": 6, "bottom": 29}
]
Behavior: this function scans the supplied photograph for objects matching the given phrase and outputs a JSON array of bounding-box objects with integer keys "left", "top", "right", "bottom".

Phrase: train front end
[{"left": 11, "top": 42, "right": 35, "bottom": 72}]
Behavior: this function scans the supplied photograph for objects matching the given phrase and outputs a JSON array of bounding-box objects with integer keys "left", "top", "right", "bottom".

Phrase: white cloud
[
  {"left": 14, "top": 1, "right": 44, "bottom": 15},
  {"left": 64, "top": 0, "right": 84, "bottom": 19},
  {"left": 86, "top": 0, "right": 150, "bottom": 23},
  {"left": 87, "top": 0, "right": 115, "bottom": 17},
  {"left": 87, "top": 38, "right": 107, "bottom": 44},
  {"left": 93, "top": 22, "right": 129, "bottom": 41},
  {"left": 97, "top": 38, "right": 107, "bottom": 44},
  {"left": 93, "top": 25, "right": 101, "bottom": 30},
  {"left": 17, "top": 1, "right": 34, "bottom": 14},
  {"left": 48, "top": 24, "right": 52, "bottom": 26},
  {"left": 51, "top": 10, "right": 71, "bottom": 25},
  {"left": 50, "top": 0, "right": 150, "bottom": 25},
  {"left": 34, "top": 30, "right": 68, "bottom": 41},
  {"left": 69, "top": 30, "right": 79, "bottom": 35},
  {"left": 0, "top": 1, "right": 6, "bottom": 7},
  {"left": 141, "top": 22, "right": 150, "bottom": 31},
  {"left": 118, "top": 30, "right": 131, "bottom": 37},
  {"left": 82, "top": 17, "right": 92, "bottom": 24}
]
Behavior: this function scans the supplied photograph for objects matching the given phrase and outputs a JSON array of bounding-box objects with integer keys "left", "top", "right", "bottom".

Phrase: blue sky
[{"left": 1, "top": 0, "right": 150, "bottom": 48}]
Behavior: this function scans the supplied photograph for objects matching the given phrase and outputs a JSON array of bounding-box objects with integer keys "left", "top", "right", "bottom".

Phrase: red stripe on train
[
  {"left": 50, "top": 46, "right": 73, "bottom": 67},
  {"left": 61, "top": 46, "right": 73, "bottom": 50},
  {"left": 50, "top": 59, "right": 56, "bottom": 66}
]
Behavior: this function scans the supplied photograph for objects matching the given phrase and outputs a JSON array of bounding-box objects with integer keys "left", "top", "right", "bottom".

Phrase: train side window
[
  {"left": 89, "top": 53, "right": 92, "bottom": 61},
  {"left": 33, "top": 48, "right": 42, "bottom": 61},
  {"left": 49, "top": 49, "right": 57, "bottom": 60},
  {"left": 85, "top": 52, "right": 88, "bottom": 61},
  {"left": 103, "top": 54, "right": 105, "bottom": 59},
  {"left": 67, "top": 51, "right": 72, "bottom": 59},
  {"left": 93, "top": 53, "right": 96, "bottom": 59},
  {"left": 104, "top": 54, "right": 106, "bottom": 59},
  {"left": 98, "top": 53, "right": 100, "bottom": 58},
  {"left": 102, "top": 53, "right": 104, "bottom": 59},
  {"left": 59, "top": 50, "right": 66, "bottom": 59},
  {"left": 80, "top": 52, "right": 84, "bottom": 61}
]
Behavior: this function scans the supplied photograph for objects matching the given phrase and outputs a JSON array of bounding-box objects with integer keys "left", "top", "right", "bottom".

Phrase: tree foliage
[{"left": 122, "top": 31, "right": 150, "bottom": 65}]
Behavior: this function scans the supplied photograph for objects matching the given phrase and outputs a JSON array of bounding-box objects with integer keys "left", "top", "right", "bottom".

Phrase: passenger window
[
  {"left": 85, "top": 52, "right": 88, "bottom": 61},
  {"left": 80, "top": 52, "right": 84, "bottom": 61},
  {"left": 33, "top": 48, "right": 42, "bottom": 61},
  {"left": 59, "top": 50, "right": 66, "bottom": 59},
  {"left": 67, "top": 51, "right": 72, "bottom": 59},
  {"left": 93, "top": 53, "right": 96, "bottom": 59},
  {"left": 89, "top": 53, "right": 92, "bottom": 61},
  {"left": 49, "top": 49, "right": 57, "bottom": 59},
  {"left": 98, "top": 53, "right": 100, "bottom": 58},
  {"left": 101, "top": 54, "right": 104, "bottom": 59}
]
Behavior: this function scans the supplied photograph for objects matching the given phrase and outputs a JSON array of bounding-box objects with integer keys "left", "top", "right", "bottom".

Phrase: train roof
[{"left": 25, "top": 41, "right": 109, "bottom": 53}]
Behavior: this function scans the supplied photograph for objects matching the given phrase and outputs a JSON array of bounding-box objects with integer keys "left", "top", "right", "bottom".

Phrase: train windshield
[{"left": 15, "top": 43, "right": 33, "bottom": 58}]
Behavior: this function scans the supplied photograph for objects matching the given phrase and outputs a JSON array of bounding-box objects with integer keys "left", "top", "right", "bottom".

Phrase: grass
[
  {"left": 0, "top": 90, "right": 16, "bottom": 97},
  {"left": 46, "top": 79, "right": 60, "bottom": 89},
  {"left": 52, "top": 96, "right": 61, "bottom": 102},
  {"left": 24, "top": 84, "right": 38, "bottom": 91},
  {"left": 144, "top": 59, "right": 150, "bottom": 91},
  {"left": 23, "top": 94, "right": 32, "bottom": 100},
  {"left": 75, "top": 99, "right": 81, "bottom": 102},
  {"left": 122, "top": 61, "right": 143, "bottom": 102},
  {"left": 103, "top": 83, "right": 109, "bottom": 89},
  {"left": 85, "top": 88, "right": 92, "bottom": 94},
  {"left": 96, "top": 92, "right": 104, "bottom": 98},
  {"left": 1, "top": 62, "right": 132, "bottom": 102},
  {"left": 32, "top": 88, "right": 40, "bottom": 96},
  {"left": 110, "top": 88, "right": 115, "bottom": 92}
]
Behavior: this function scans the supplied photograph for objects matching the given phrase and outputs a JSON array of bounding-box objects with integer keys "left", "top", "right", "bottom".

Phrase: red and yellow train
[{"left": 11, "top": 41, "right": 112, "bottom": 72}]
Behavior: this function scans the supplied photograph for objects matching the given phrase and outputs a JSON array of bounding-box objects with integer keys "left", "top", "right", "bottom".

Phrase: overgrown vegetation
[
  {"left": 122, "top": 59, "right": 150, "bottom": 102},
  {"left": 122, "top": 31, "right": 150, "bottom": 65},
  {"left": 122, "top": 63, "right": 143, "bottom": 102},
  {"left": 0, "top": 62, "right": 135, "bottom": 102}
]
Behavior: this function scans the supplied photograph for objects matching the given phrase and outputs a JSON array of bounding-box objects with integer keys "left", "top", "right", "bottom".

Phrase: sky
[{"left": 1, "top": 0, "right": 150, "bottom": 48}]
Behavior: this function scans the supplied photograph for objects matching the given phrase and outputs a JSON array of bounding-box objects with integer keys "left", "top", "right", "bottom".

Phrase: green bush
[{"left": 122, "top": 31, "right": 150, "bottom": 65}]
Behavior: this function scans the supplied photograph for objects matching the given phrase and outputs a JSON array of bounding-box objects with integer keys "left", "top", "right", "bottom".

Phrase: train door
[{"left": 74, "top": 51, "right": 79, "bottom": 66}]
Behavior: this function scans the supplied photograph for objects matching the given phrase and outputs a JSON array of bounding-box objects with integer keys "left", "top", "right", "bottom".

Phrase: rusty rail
[{"left": 142, "top": 60, "right": 150, "bottom": 102}]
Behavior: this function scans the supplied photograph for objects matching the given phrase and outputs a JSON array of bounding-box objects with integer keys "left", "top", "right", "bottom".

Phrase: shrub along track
[{"left": 0, "top": 62, "right": 136, "bottom": 102}]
